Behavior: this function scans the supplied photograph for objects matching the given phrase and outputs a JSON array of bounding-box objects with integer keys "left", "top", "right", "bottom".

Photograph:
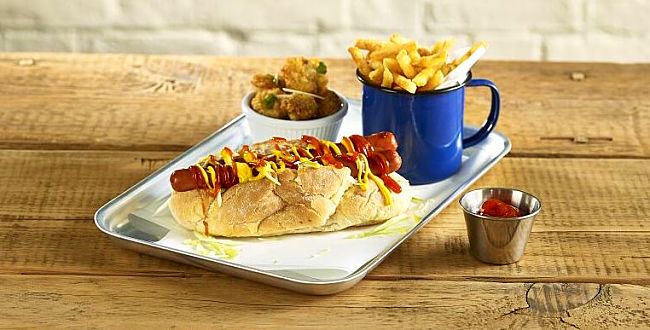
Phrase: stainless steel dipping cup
[{"left": 459, "top": 188, "right": 542, "bottom": 264}]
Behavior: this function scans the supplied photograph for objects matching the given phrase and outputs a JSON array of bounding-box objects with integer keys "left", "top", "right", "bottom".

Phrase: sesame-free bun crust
[{"left": 169, "top": 166, "right": 412, "bottom": 237}]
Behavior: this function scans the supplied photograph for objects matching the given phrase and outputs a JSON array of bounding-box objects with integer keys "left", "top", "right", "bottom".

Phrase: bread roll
[
  {"left": 169, "top": 166, "right": 412, "bottom": 237},
  {"left": 322, "top": 172, "right": 412, "bottom": 232}
]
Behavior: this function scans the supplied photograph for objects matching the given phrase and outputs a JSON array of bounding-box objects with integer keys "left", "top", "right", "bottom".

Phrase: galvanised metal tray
[{"left": 94, "top": 99, "right": 511, "bottom": 295}]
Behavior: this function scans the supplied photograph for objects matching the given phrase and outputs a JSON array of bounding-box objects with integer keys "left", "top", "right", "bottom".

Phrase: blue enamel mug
[{"left": 360, "top": 71, "right": 500, "bottom": 184}]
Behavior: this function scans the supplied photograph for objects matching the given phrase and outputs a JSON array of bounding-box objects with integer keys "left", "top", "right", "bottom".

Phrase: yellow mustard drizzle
[
  {"left": 192, "top": 138, "right": 394, "bottom": 206},
  {"left": 271, "top": 149, "right": 283, "bottom": 161},
  {"left": 356, "top": 154, "right": 392, "bottom": 205},
  {"left": 196, "top": 165, "right": 212, "bottom": 189},
  {"left": 236, "top": 162, "right": 253, "bottom": 183},
  {"left": 206, "top": 166, "right": 217, "bottom": 188},
  {"left": 242, "top": 151, "right": 257, "bottom": 163},
  {"left": 291, "top": 146, "right": 301, "bottom": 158},
  {"left": 361, "top": 155, "right": 370, "bottom": 187},
  {"left": 298, "top": 158, "right": 321, "bottom": 169},
  {"left": 341, "top": 136, "right": 354, "bottom": 154},
  {"left": 220, "top": 147, "right": 233, "bottom": 165},
  {"left": 323, "top": 141, "right": 341, "bottom": 155},
  {"left": 197, "top": 155, "right": 211, "bottom": 167},
  {"left": 270, "top": 158, "right": 287, "bottom": 174},
  {"left": 369, "top": 172, "right": 392, "bottom": 205},
  {"left": 291, "top": 146, "right": 321, "bottom": 169},
  {"left": 251, "top": 162, "right": 280, "bottom": 185}
]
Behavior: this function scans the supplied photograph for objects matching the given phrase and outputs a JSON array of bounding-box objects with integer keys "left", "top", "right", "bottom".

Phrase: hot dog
[
  {"left": 168, "top": 131, "right": 413, "bottom": 238},
  {"left": 364, "top": 131, "right": 398, "bottom": 152},
  {"left": 170, "top": 132, "right": 402, "bottom": 193}
]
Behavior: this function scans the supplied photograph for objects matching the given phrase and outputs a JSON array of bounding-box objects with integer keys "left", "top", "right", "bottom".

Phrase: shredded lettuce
[
  {"left": 411, "top": 196, "right": 425, "bottom": 204},
  {"left": 184, "top": 232, "right": 240, "bottom": 260},
  {"left": 346, "top": 197, "right": 433, "bottom": 239},
  {"left": 346, "top": 216, "right": 416, "bottom": 239}
]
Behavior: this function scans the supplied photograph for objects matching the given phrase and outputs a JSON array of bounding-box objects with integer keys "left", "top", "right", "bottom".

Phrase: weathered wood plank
[
  {"left": 373, "top": 228, "right": 650, "bottom": 283},
  {"left": 0, "top": 53, "right": 648, "bottom": 157},
  {"left": 0, "top": 150, "right": 178, "bottom": 220},
  {"left": 2, "top": 218, "right": 649, "bottom": 284},
  {"left": 1, "top": 275, "right": 648, "bottom": 329}
]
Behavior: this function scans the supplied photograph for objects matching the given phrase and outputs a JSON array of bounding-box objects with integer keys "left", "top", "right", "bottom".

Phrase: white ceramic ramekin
[{"left": 241, "top": 90, "right": 348, "bottom": 142}]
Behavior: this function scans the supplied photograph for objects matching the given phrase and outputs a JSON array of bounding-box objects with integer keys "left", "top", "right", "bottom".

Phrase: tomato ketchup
[{"left": 478, "top": 199, "right": 522, "bottom": 218}]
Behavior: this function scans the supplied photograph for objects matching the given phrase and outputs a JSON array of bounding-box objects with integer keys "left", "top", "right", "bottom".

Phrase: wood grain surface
[
  {"left": 0, "top": 52, "right": 648, "bottom": 328},
  {"left": 2, "top": 276, "right": 649, "bottom": 329},
  {"left": 0, "top": 53, "right": 648, "bottom": 157}
]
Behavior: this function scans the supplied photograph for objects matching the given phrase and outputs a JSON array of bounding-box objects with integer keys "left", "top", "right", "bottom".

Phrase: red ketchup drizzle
[
  {"left": 349, "top": 134, "right": 374, "bottom": 156},
  {"left": 380, "top": 174, "right": 402, "bottom": 193},
  {"left": 301, "top": 135, "right": 323, "bottom": 156},
  {"left": 323, "top": 154, "right": 344, "bottom": 168},
  {"left": 336, "top": 153, "right": 359, "bottom": 174},
  {"left": 478, "top": 199, "right": 522, "bottom": 218},
  {"left": 188, "top": 161, "right": 239, "bottom": 197},
  {"left": 188, "top": 166, "right": 208, "bottom": 189},
  {"left": 367, "top": 153, "right": 389, "bottom": 176},
  {"left": 187, "top": 134, "right": 402, "bottom": 195},
  {"left": 302, "top": 134, "right": 401, "bottom": 193},
  {"left": 296, "top": 148, "right": 312, "bottom": 158},
  {"left": 203, "top": 221, "right": 209, "bottom": 235},
  {"left": 308, "top": 136, "right": 343, "bottom": 168},
  {"left": 284, "top": 161, "right": 298, "bottom": 169}
]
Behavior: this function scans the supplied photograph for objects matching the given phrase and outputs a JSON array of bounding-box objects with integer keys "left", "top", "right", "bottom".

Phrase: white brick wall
[
  {"left": 4, "top": 31, "right": 79, "bottom": 52},
  {"left": 0, "top": 0, "right": 648, "bottom": 62},
  {"left": 87, "top": 30, "right": 237, "bottom": 55},
  {"left": 426, "top": 0, "right": 582, "bottom": 33},
  {"left": 0, "top": 0, "right": 118, "bottom": 27},
  {"left": 350, "top": 0, "right": 420, "bottom": 32}
]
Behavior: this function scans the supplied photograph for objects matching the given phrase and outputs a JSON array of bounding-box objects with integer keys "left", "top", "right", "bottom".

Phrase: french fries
[
  {"left": 382, "top": 58, "right": 401, "bottom": 75},
  {"left": 355, "top": 39, "right": 384, "bottom": 52},
  {"left": 396, "top": 49, "right": 416, "bottom": 79},
  {"left": 348, "top": 33, "right": 486, "bottom": 94},
  {"left": 412, "top": 68, "right": 436, "bottom": 87},
  {"left": 369, "top": 60, "right": 383, "bottom": 70},
  {"left": 413, "top": 55, "right": 445, "bottom": 69},
  {"left": 368, "top": 41, "right": 417, "bottom": 61},
  {"left": 368, "top": 68, "right": 383, "bottom": 85},
  {"left": 394, "top": 74, "right": 417, "bottom": 94},
  {"left": 419, "top": 70, "right": 444, "bottom": 91},
  {"left": 408, "top": 49, "right": 421, "bottom": 62},
  {"left": 348, "top": 47, "right": 372, "bottom": 76},
  {"left": 381, "top": 68, "right": 394, "bottom": 88},
  {"left": 432, "top": 39, "right": 454, "bottom": 57},
  {"left": 417, "top": 47, "right": 433, "bottom": 56}
]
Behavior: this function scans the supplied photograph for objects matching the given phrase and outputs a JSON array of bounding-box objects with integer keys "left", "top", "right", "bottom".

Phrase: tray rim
[{"left": 94, "top": 112, "right": 512, "bottom": 295}]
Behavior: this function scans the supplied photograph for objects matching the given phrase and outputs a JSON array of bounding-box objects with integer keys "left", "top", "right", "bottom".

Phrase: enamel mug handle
[{"left": 462, "top": 79, "right": 500, "bottom": 148}]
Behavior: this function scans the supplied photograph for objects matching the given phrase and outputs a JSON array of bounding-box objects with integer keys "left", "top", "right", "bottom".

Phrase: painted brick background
[{"left": 0, "top": 0, "right": 648, "bottom": 62}]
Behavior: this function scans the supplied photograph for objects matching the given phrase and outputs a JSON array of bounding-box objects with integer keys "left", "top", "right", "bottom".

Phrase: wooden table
[{"left": 1, "top": 53, "right": 648, "bottom": 328}]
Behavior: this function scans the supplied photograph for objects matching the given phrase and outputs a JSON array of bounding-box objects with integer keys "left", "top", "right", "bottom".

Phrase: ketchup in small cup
[
  {"left": 478, "top": 199, "right": 522, "bottom": 218},
  {"left": 459, "top": 188, "right": 541, "bottom": 264}
]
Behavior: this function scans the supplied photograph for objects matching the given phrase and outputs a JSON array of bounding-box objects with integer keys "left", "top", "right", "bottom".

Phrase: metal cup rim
[
  {"left": 356, "top": 69, "right": 473, "bottom": 95},
  {"left": 459, "top": 187, "right": 542, "bottom": 222}
]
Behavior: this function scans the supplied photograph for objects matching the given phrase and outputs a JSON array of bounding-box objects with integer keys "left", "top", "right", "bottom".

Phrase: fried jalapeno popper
[{"left": 250, "top": 57, "right": 342, "bottom": 120}]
